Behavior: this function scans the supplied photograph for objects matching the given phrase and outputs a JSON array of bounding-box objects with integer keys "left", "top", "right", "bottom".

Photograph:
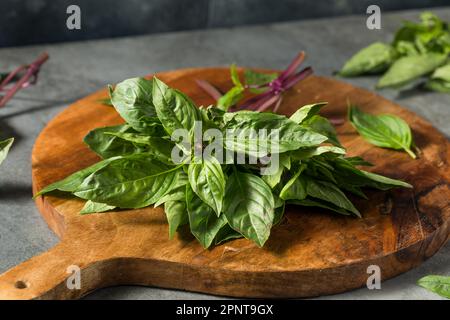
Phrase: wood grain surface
[{"left": 0, "top": 68, "right": 448, "bottom": 299}]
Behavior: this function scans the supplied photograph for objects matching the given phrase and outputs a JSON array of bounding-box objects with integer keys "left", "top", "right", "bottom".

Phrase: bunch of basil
[
  {"left": 36, "top": 77, "right": 411, "bottom": 248},
  {"left": 339, "top": 12, "right": 450, "bottom": 92}
]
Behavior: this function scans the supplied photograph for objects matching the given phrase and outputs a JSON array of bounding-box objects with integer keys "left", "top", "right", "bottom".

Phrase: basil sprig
[
  {"left": 339, "top": 12, "right": 450, "bottom": 92},
  {"left": 37, "top": 77, "right": 412, "bottom": 248}
]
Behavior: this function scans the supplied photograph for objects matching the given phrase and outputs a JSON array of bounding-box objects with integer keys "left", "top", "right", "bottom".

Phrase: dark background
[{"left": 1, "top": 0, "right": 448, "bottom": 48}]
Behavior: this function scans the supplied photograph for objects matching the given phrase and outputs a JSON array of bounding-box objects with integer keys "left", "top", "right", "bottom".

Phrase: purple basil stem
[
  {"left": 240, "top": 52, "right": 312, "bottom": 112},
  {"left": 196, "top": 51, "right": 313, "bottom": 113},
  {"left": 278, "top": 51, "right": 306, "bottom": 82},
  {"left": 195, "top": 79, "right": 223, "bottom": 101},
  {"left": 0, "top": 53, "right": 49, "bottom": 108}
]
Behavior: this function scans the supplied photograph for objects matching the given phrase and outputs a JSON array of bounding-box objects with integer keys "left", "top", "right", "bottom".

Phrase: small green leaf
[
  {"left": 289, "top": 102, "right": 328, "bottom": 124},
  {"left": 304, "top": 177, "right": 361, "bottom": 217},
  {"left": 349, "top": 105, "right": 416, "bottom": 159},
  {"left": 288, "top": 197, "right": 356, "bottom": 216},
  {"left": 0, "top": 138, "right": 14, "bottom": 166},
  {"left": 425, "top": 63, "right": 450, "bottom": 93},
  {"left": 80, "top": 200, "right": 116, "bottom": 215},
  {"left": 214, "top": 224, "right": 243, "bottom": 245},
  {"left": 301, "top": 115, "right": 343, "bottom": 147},
  {"left": 279, "top": 164, "right": 307, "bottom": 200},
  {"left": 291, "top": 146, "right": 346, "bottom": 161},
  {"left": 217, "top": 86, "right": 244, "bottom": 111},
  {"left": 262, "top": 153, "right": 291, "bottom": 188},
  {"left": 377, "top": 53, "right": 447, "bottom": 88},
  {"left": 339, "top": 42, "right": 396, "bottom": 77},
  {"left": 417, "top": 275, "right": 450, "bottom": 299},
  {"left": 244, "top": 70, "right": 278, "bottom": 88},
  {"left": 104, "top": 131, "right": 174, "bottom": 163},
  {"left": 216, "top": 64, "right": 245, "bottom": 110},
  {"left": 84, "top": 125, "right": 147, "bottom": 159},
  {"left": 230, "top": 63, "right": 242, "bottom": 87}
]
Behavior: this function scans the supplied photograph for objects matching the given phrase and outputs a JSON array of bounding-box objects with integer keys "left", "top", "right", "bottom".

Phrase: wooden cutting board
[{"left": 0, "top": 68, "right": 449, "bottom": 300}]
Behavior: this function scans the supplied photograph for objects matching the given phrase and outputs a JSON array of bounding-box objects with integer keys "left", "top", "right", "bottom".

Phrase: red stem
[
  {"left": 0, "top": 52, "right": 49, "bottom": 108},
  {"left": 278, "top": 51, "right": 305, "bottom": 81},
  {"left": 195, "top": 79, "right": 223, "bottom": 101}
]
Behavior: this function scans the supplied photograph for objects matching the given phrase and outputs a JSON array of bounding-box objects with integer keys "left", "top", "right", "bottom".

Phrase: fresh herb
[
  {"left": 339, "top": 12, "right": 450, "bottom": 92},
  {"left": 197, "top": 52, "right": 312, "bottom": 112},
  {"left": 37, "top": 77, "right": 412, "bottom": 248},
  {"left": 417, "top": 275, "right": 450, "bottom": 299},
  {"left": 349, "top": 105, "right": 417, "bottom": 159},
  {"left": 425, "top": 63, "right": 450, "bottom": 92},
  {"left": 0, "top": 53, "right": 49, "bottom": 108},
  {"left": 0, "top": 138, "right": 14, "bottom": 166}
]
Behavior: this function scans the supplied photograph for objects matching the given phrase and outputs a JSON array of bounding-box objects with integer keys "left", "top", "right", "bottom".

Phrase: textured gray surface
[
  {"left": 0, "top": 0, "right": 448, "bottom": 47},
  {"left": 0, "top": 8, "right": 448, "bottom": 300}
]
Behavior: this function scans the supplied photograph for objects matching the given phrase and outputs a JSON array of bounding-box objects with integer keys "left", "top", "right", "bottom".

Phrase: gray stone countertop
[{"left": 0, "top": 7, "right": 448, "bottom": 300}]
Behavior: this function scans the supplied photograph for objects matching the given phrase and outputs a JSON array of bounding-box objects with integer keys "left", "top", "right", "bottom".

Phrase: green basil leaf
[
  {"left": 224, "top": 112, "right": 327, "bottom": 157},
  {"left": 425, "top": 79, "right": 450, "bottom": 93},
  {"left": 165, "top": 199, "right": 189, "bottom": 239},
  {"left": 80, "top": 200, "right": 116, "bottom": 215},
  {"left": 84, "top": 125, "right": 147, "bottom": 159},
  {"left": 377, "top": 53, "right": 447, "bottom": 88},
  {"left": 333, "top": 158, "right": 412, "bottom": 190},
  {"left": 104, "top": 131, "right": 174, "bottom": 163},
  {"left": 35, "top": 155, "right": 125, "bottom": 197},
  {"left": 301, "top": 115, "right": 343, "bottom": 147},
  {"left": 339, "top": 42, "right": 396, "bottom": 77},
  {"left": 186, "top": 186, "right": 227, "bottom": 248},
  {"left": 273, "top": 200, "right": 286, "bottom": 225},
  {"left": 430, "top": 63, "right": 450, "bottom": 82},
  {"left": 279, "top": 164, "right": 307, "bottom": 201},
  {"left": 291, "top": 145, "right": 346, "bottom": 161},
  {"left": 262, "top": 153, "right": 290, "bottom": 188},
  {"left": 289, "top": 102, "right": 327, "bottom": 124},
  {"left": 344, "top": 156, "right": 373, "bottom": 167},
  {"left": 349, "top": 105, "right": 416, "bottom": 158},
  {"left": 417, "top": 275, "right": 450, "bottom": 299},
  {"left": 230, "top": 63, "right": 242, "bottom": 87},
  {"left": 304, "top": 177, "right": 360, "bottom": 217},
  {"left": 288, "top": 197, "right": 356, "bottom": 216},
  {"left": 223, "top": 170, "right": 274, "bottom": 247},
  {"left": 214, "top": 224, "right": 243, "bottom": 245},
  {"left": 352, "top": 169, "right": 412, "bottom": 189},
  {"left": 425, "top": 63, "right": 450, "bottom": 92},
  {"left": 109, "top": 78, "right": 162, "bottom": 134},
  {"left": 244, "top": 70, "right": 278, "bottom": 87},
  {"left": 0, "top": 137, "right": 14, "bottom": 166},
  {"left": 188, "top": 156, "right": 225, "bottom": 216},
  {"left": 152, "top": 77, "right": 201, "bottom": 135},
  {"left": 154, "top": 183, "right": 187, "bottom": 207},
  {"left": 394, "top": 40, "right": 420, "bottom": 56},
  {"left": 74, "top": 154, "right": 184, "bottom": 208},
  {"left": 217, "top": 86, "right": 244, "bottom": 111}
]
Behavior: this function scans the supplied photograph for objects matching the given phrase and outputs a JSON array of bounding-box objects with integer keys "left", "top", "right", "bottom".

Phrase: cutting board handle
[{"left": 0, "top": 242, "right": 101, "bottom": 299}]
